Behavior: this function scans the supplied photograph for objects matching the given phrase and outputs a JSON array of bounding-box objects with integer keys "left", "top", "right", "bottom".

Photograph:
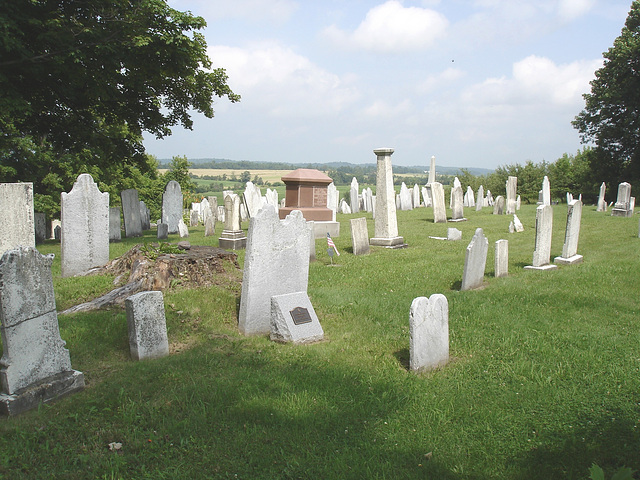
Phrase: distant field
[{"left": 158, "top": 168, "right": 296, "bottom": 184}]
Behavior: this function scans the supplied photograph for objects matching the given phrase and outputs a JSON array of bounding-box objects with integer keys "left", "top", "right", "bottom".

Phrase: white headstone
[
  {"left": 270, "top": 291, "right": 323, "bottom": 344},
  {"left": 506, "top": 176, "right": 517, "bottom": 214},
  {"left": 525, "top": 204, "right": 557, "bottom": 270},
  {"left": 461, "top": 228, "right": 488, "bottom": 291},
  {"left": 243, "top": 181, "right": 264, "bottom": 218},
  {"left": 161, "top": 180, "right": 183, "bottom": 234},
  {"left": 327, "top": 183, "right": 339, "bottom": 221},
  {"left": 0, "top": 183, "right": 35, "bottom": 255},
  {"left": 399, "top": 182, "right": 413, "bottom": 211},
  {"left": 125, "top": 291, "right": 169, "bottom": 361},
  {"left": 412, "top": 184, "right": 421, "bottom": 208},
  {"left": 513, "top": 214, "right": 524, "bottom": 232},
  {"left": 554, "top": 199, "right": 583, "bottom": 265},
  {"left": 409, "top": 294, "right": 449, "bottom": 372},
  {"left": 475, "top": 185, "right": 485, "bottom": 211},
  {"left": 431, "top": 182, "right": 447, "bottom": 224},
  {"left": 350, "top": 177, "right": 360, "bottom": 214},
  {"left": 611, "top": 182, "right": 632, "bottom": 217},
  {"left": 447, "top": 228, "right": 462, "bottom": 241},
  {"left": 428, "top": 156, "right": 436, "bottom": 184},
  {"left": 238, "top": 206, "right": 310, "bottom": 335},
  {"left": 350, "top": 217, "right": 370, "bottom": 255},
  {"left": 495, "top": 239, "right": 508, "bottom": 278},
  {"left": 466, "top": 186, "right": 475, "bottom": 207},
  {"left": 450, "top": 186, "right": 465, "bottom": 221},
  {"left": 493, "top": 196, "right": 505, "bottom": 215},
  {"left": 61, "top": 174, "right": 109, "bottom": 277},
  {"left": 542, "top": 176, "right": 551, "bottom": 206},
  {"left": 339, "top": 199, "right": 352, "bottom": 214},
  {"left": 178, "top": 219, "right": 189, "bottom": 238},
  {"left": 597, "top": 182, "right": 607, "bottom": 212}
]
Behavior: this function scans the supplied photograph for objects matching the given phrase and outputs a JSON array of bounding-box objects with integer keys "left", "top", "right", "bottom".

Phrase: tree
[
  {"left": 0, "top": 0, "right": 239, "bottom": 215},
  {"left": 573, "top": 1, "right": 640, "bottom": 186},
  {"left": 163, "top": 155, "right": 195, "bottom": 194}
]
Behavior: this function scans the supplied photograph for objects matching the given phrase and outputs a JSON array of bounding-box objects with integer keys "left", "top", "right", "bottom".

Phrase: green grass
[{"left": 1, "top": 204, "right": 639, "bottom": 479}]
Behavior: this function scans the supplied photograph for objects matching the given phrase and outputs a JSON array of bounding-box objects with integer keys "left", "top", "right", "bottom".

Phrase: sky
[{"left": 142, "top": 0, "right": 633, "bottom": 171}]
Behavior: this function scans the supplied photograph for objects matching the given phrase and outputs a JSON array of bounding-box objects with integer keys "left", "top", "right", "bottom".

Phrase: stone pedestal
[
  {"left": 611, "top": 182, "right": 633, "bottom": 217},
  {"left": 370, "top": 148, "right": 405, "bottom": 248},
  {"left": 218, "top": 230, "right": 247, "bottom": 250},
  {"left": 279, "top": 169, "right": 334, "bottom": 222}
]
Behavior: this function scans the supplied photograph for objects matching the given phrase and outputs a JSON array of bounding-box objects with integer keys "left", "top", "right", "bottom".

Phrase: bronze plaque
[{"left": 290, "top": 307, "right": 312, "bottom": 325}]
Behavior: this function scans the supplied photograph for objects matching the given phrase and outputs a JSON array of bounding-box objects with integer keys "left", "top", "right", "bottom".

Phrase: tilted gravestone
[
  {"left": 461, "top": 228, "right": 488, "bottom": 291},
  {"left": 525, "top": 204, "right": 557, "bottom": 270},
  {"left": 447, "top": 228, "right": 462, "bottom": 241},
  {"left": 431, "top": 182, "right": 447, "bottom": 224},
  {"left": 121, "top": 188, "right": 142, "bottom": 237},
  {"left": 125, "top": 291, "right": 169, "bottom": 361},
  {"left": 61, "top": 174, "right": 109, "bottom": 277},
  {"left": 409, "top": 294, "right": 449, "bottom": 372},
  {"left": 350, "top": 217, "right": 370, "bottom": 255},
  {"left": 0, "top": 247, "right": 84, "bottom": 415},
  {"left": 554, "top": 199, "right": 583, "bottom": 265},
  {"left": 178, "top": 219, "right": 189, "bottom": 238},
  {"left": 109, "top": 207, "right": 122, "bottom": 242},
  {"left": 162, "top": 180, "right": 183, "bottom": 234},
  {"left": 597, "top": 182, "right": 607, "bottom": 212},
  {"left": 270, "top": 291, "right": 324, "bottom": 344},
  {"left": 495, "top": 239, "right": 508, "bottom": 278},
  {"left": 0, "top": 183, "right": 35, "bottom": 255},
  {"left": 239, "top": 206, "right": 310, "bottom": 336},
  {"left": 493, "top": 195, "right": 505, "bottom": 215}
]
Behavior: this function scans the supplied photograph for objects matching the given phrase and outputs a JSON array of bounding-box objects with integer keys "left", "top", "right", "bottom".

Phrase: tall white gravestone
[
  {"left": 541, "top": 176, "right": 551, "bottom": 206},
  {"left": 61, "top": 174, "right": 109, "bottom": 277},
  {"left": 219, "top": 193, "right": 246, "bottom": 250},
  {"left": 525, "top": 204, "right": 557, "bottom": 270},
  {"left": 327, "top": 183, "right": 339, "bottom": 221},
  {"left": 409, "top": 294, "right": 449, "bottom": 372},
  {"left": 0, "top": 183, "right": 35, "bottom": 255},
  {"left": 495, "top": 239, "right": 508, "bottom": 278},
  {"left": 461, "top": 228, "right": 489, "bottom": 291},
  {"left": 238, "top": 206, "right": 310, "bottom": 336},
  {"left": 450, "top": 186, "right": 465, "bottom": 221},
  {"left": 370, "top": 148, "right": 404, "bottom": 247},
  {"left": 431, "top": 182, "right": 447, "bottom": 224},
  {"left": 596, "top": 182, "right": 607, "bottom": 212},
  {"left": 611, "top": 182, "right": 632, "bottom": 217},
  {"left": 350, "top": 177, "right": 360, "bottom": 214},
  {"left": 162, "top": 180, "right": 183, "bottom": 234},
  {"left": 506, "top": 176, "right": 517, "bottom": 214},
  {"left": 428, "top": 155, "right": 436, "bottom": 184},
  {"left": 0, "top": 247, "right": 84, "bottom": 415},
  {"left": 554, "top": 199, "right": 583, "bottom": 265},
  {"left": 476, "top": 185, "right": 485, "bottom": 211}
]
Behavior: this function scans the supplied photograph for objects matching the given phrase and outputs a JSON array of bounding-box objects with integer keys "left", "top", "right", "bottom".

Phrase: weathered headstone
[
  {"left": 339, "top": 198, "right": 352, "bottom": 214},
  {"left": 0, "top": 183, "right": 35, "bottom": 255},
  {"left": 50, "top": 219, "right": 61, "bottom": 240},
  {"left": 412, "top": 184, "right": 421, "bottom": 208},
  {"left": 350, "top": 177, "right": 360, "bottom": 214},
  {"left": 409, "top": 294, "right": 449, "bottom": 372},
  {"left": 109, "top": 207, "right": 122, "bottom": 242},
  {"left": 476, "top": 185, "right": 484, "bottom": 211},
  {"left": 370, "top": 148, "right": 404, "bottom": 247},
  {"left": 428, "top": 155, "right": 436, "bottom": 184},
  {"left": 512, "top": 214, "right": 524, "bottom": 232},
  {"left": 447, "top": 228, "right": 462, "bottom": 241},
  {"left": 157, "top": 222, "right": 168, "bottom": 240},
  {"left": 34, "top": 213, "right": 46, "bottom": 244},
  {"left": 422, "top": 186, "right": 431, "bottom": 208},
  {"left": 121, "top": 188, "right": 142, "bottom": 237},
  {"left": 516, "top": 195, "right": 521, "bottom": 210},
  {"left": 350, "top": 217, "right": 370, "bottom": 255},
  {"left": 597, "top": 182, "right": 607, "bottom": 212},
  {"left": 541, "top": 176, "right": 551, "bottom": 206},
  {"left": 611, "top": 182, "right": 632, "bottom": 217},
  {"left": 431, "top": 182, "right": 447, "bottom": 224},
  {"left": 493, "top": 195, "right": 505, "bottom": 215},
  {"left": 161, "top": 180, "right": 183, "bottom": 234},
  {"left": 461, "top": 228, "right": 488, "bottom": 291},
  {"left": 465, "top": 186, "right": 475, "bottom": 208},
  {"left": 554, "top": 199, "right": 583, "bottom": 265},
  {"left": 398, "top": 182, "right": 413, "bottom": 211},
  {"left": 139, "top": 201, "right": 150, "bottom": 230},
  {"left": 506, "top": 176, "right": 517, "bottom": 214},
  {"left": 54, "top": 225, "right": 61, "bottom": 241},
  {"left": 219, "top": 193, "right": 246, "bottom": 250},
  {"left": 189, "top": 209, "right": 199, "bottom": 227},
  {"left": 450, "top": 186, "right": 465, "bottom": 221},
  {"left": 178, "top": 219, "right": 189, "bottom": 238},
  {"left": 243, "top": 181, "right": 264, "bottom": 218},
  {"left": 238, "top": 206, "right": 310, "bottom": 336},
  {"left": 125, "top": 291, "right": 169, "bottom": 361},
  {"left": 61, "top": 174, "right": 109, "bottom": 277},
  {"left": 0, "top": 247, "right": 84, "bottom": 415},
  {"left": 525, "top": 204, "right": 557, "bottom": 270},
  {"left": 204, "top": 215, "right": 216, "bottom": 236},
  {"left": 327, "top": 183, "right": 339, "bottom": 221},
  {"left": 495, "top": 239, "right": 508, "bottom": 278},
  {"left": 270, "top": 291, "right": 323, "bottom": 344},
  {"left": 486, "top": 190, "right": 494, "bottom": 206}
]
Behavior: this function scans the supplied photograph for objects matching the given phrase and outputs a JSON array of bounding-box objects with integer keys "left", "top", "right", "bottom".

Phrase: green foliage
[
  {"left": 573, "top": 1, "right": 640, "bottom": 186},
  {"left": 140, "top": 242, "right": 183, "bottom": 260},
  {"left": 163, "top": 156, "right": 195, "bottom": 194},
  {"left": 589, "top": 463, "right": 635, "bottom": 480}
]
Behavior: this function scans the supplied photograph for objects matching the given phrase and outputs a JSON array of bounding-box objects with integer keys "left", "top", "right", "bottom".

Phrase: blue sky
[{"left": 143, "top": 0, "right": 633, "bottom": 170}]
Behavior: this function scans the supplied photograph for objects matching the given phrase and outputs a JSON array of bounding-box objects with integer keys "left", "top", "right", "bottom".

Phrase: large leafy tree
[
  {"left": 0, "top": 0, "right": 239, "bottom": 216},
  {"left": 573, "top": 1, "right": 640, "bottom": 186}
]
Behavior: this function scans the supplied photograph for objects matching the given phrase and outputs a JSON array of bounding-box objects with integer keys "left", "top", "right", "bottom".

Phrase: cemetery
[{"left": 0, "top": 172, "right": 638, "bottom": 479}]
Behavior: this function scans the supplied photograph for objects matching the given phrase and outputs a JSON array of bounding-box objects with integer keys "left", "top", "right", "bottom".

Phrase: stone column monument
[{"left": 370, "top": 148, "right": 405, "bottom": 247}]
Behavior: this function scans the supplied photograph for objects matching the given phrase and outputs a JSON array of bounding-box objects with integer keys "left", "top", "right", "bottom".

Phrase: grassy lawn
[{"left": 1, "top": 204, "right": 639, "bottom": 479}]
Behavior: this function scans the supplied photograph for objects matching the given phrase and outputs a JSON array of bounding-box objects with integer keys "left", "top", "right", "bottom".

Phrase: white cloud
[
  {"left": 417, "top": 68, "right": 465, "bottom": 94},
  {"left": 362, "top": 99, "right": 413, "bottom": 117},
  {"left": 557, "top": 0, "right": 595, "bottom": 21},
  {"left": 323, "top": 1, "right": 449, "bottom": 53},
  {"left": 208, "top": 43, "right": 360, "bottom": 117}
]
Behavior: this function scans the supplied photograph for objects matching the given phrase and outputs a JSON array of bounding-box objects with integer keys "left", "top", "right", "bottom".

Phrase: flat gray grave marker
[
  {"left": 270, "top": 291, "right": 324, "bottom": 344},
  {"left": 121, "top": 188, "right": 142, "bottom": 237},
  {"left": 125, "top": 291, "right": 170, "bottom": 361},
  {"left": 157, "top": 223, "right": 168, "bottom": 240},
  {"left": 109, "top": 207, "right": 121, "bottom": 242},
  {"left": 409, "top": 294, "right": 449, "bottom": 372},
  {"left": 162, "top": 180, "right": 183, "bottom": 234},
  {"left": 0, "top": 183, "right": 35, "bottom": 255},
  {"left": 461, "top": 228, "right": 488, "bottom": 291},
  {"left": 350, "top": 217, "right": 370, "bottom": 255}
]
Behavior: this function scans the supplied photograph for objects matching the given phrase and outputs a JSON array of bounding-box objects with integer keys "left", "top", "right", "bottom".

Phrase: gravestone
[
  {"left": 327, "top": 183, "right": 339, "bottom": 221},
  {"left": 204, "top": 215, "right": 216, "bottom": 236},
  {"left": 506, "top": 176, "right": 517, "bottom": 214},
  {"left": 200, "top": 198, "right": 212, "bottom": 226},
  {"left": 0, "top": 183, "right": 35, "bottom": 255},
  {"left": 109, "top": 207, "right": 122, "bottom": 242},
  {"left": 243, "top": 181, "right": 264, "bottom": 218},
  {"left": 475, "top": 185, "right": 484, "bottom": 211},
  {"left": 61, "top": 174, "right": 109, "bottom": 277},
  {"left": 339, "top": 199, "right": 352, "bottom": 214},
  {"left": 541, "top": 176, "right": 551, "bottom": 206},
  {"left": 428, "top": 155, "right": 436, "bottom": 184},
  {"left": 512, "top": 214, "right": 524, "bottom": 232},
  {"left": 161, "top": 180, "right": 183, "bottom": 234},
  {"left": 121, "top": 188, "right": 142, "bottom": 237},
  {"left": 350, "top": 177, "right": 360, "bottom": 214},
  {"left": 34, "top": 213, "right": 46, "bottom": 244},
  {"left": 611, "top": 182, "right": 632, "bottom": 217},
  {"left": 50, "top": 219, "right": 61, "bottom": 240},
  {"left": 350, "top": 217, "right": 370, "bottom": 255},
  {"left": 597, "top": 182, "right": 607, "bottom": 212},
  {"left": 363, "top": 187, "right": 374, "bottom": 213},
  {"left": 219, "top": 193, "right": 246, "bottom": 250},
  {"left": 370, "top": 148, "right": 405, "bottom": 247},
  {"left": 493, "top": 195, "right": 505, "bottom": 215},
  {"left": 178, "top": 219, "right": 189, "bottom": 238},
  {"left": 412, "top": 184, "right": 421, "bottom": 208},
  {"left": 270, "top": 291, "right": 324, "bottom": 344},
  {"left": 54, "top": 225, "right": 61, "bottom": 241},
  {"left": 495, "top": 239, "right": 508, "bottom": 278},
  {"left": 486, "top": 190, "right": 494, "bottom": 206},
  {"left": 450, "top": 186, "right": 465, "bottom": 221},
  {"left": 461, "top": 228, "right": 488, "bottom": 291},
  {"left": 139, "top": 201, "right": 150, "bottom": 230},
  {"left": 307, "top": 221, "right": 316, "bottom": 262},
  {"left": 516, "top": 195, "right": 521, "bottom": 210},
  {"left": 431, "top": 182, "right": 447, "bottom": 224},
  {"left": 190, "top": 209, "right": 199, "bottom": 227},
  {"left": 157, "top": 223, "right": 168, "bottom": 240},
  {"left": 450, "top": 177, "right": 461, "bottom": 208},
  {"left": 447, "top": 228, "right": 462, "bottom": 241},
  {"left": 0, "top": 247, "right": 84, "bottom": 415},
  {"left": 554, "top": 199, "right": 583, "bottom": 265},
  {"left": 409, "top": 294, "right": 449, "bottom": 372},
  {"left": 421, "top": 186, "right": 431, "bottom": 208},
  {"left": 466, "top": 186, "right": 475, "bottom": 208},
  {"left": 525, "top": 204, "right": 557, "bottom": 270},
  {"left": 238, "top": 206, "right": 310, "bottom": 336},
  {"left": 265, "top": 188, "right": 279, "bottom": 214},
  {"left": 399, "top": 182, "right": 413, "bottom": 210},
  {"left": 125, "top": 291, "right": 169, "bottom": 361}
]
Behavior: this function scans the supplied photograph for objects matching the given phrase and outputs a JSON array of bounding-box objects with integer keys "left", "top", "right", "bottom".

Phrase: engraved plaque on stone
[{"left": 290, "top": 307, "right": 312, "bottom": 325}]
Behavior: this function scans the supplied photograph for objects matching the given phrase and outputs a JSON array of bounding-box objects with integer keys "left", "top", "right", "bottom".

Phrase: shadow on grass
[
  {"left": 515, "top": 408, "right": 640, "bottom": 479},
  {"left": 450, "top": 279, "right": 462, "bottom": 291},
  {"left": 393, "top": 348, "right": 410, "bottom": 371}
]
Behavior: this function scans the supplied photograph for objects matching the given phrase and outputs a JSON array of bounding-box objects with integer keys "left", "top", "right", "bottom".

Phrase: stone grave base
[
  {"left": 370, "top": 236, "right": 406, "bottom": 248},
  {"left": 611, "top": 208, "right": 632, "bottom": 217},
  {"left": 219, "top": 230, "right": 247, "bottom": 250},
  {"left": 553, "top": 254, "right": 583, "bottom": 265},
  {"left": 524, "top": 264, "right": 558, "bottom": 271},
  {"left": 311, "top": 221, "right": 340, "bottom": 239},
  {"left": 448, "top": 218, "right": 467, "bottom": 222},
  {"left": 0, "top": 370, "right": 85, "bottom": 416}
]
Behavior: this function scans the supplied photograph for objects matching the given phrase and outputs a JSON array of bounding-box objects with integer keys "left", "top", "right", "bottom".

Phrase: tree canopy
[
  {"left": 0, "top": 0, "right": 239, "bottom": 217},
  {"left": 573, "top": 1, "right": 640, "bottom": 186}
]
